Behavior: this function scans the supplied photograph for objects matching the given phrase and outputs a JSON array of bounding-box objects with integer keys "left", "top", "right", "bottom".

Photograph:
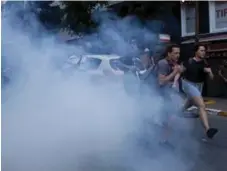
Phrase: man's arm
[
  {"left": 173, "top": 62, "right": 187, "bottom": 84},
  {"left": 139, "top": 66, "right": 153, "bottom": 80},
  {"left": 173, "top": 73, "right": 181, "bottom": 85},
  {"left": 208, "top": 70, "right": 214, "bottom": 80},
  {"left": 204, "top": 67, "right": 214, "bottom": 80},
  {"left": 218, "top": 67, "right": 227, "bottom": 82},
  {"left": 157, "top": 61, "right": 178, "bottom": 85}
]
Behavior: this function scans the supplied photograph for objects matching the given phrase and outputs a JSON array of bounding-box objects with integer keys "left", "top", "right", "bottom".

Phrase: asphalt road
[
  {"left": 2, "top": 85, "right": 226, "bottom": 171},
  {"left": 95, "top": 114, "right": 227, "bottom": 171},
  {"left": 194, "top": 98, "right": 227, "bottom": 171},
  {"left": 190, "top": 115, "right": 227, "bottom": 171},
  {"left": 145, "top": 112, "right": 227, "bottom": 171},
  {"left": 187, "top": 98, "right": 227, "bottom": 171}
]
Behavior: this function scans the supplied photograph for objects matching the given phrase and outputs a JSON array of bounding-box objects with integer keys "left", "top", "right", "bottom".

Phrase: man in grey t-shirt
[
  {"left": 157, "top": 59, "right": 175, "bottom": 88},
  {"left": 156, "top": 44, "right": 182, "bottom": 148}
]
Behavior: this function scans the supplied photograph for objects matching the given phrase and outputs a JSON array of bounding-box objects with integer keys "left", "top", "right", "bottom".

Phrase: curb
[
  {"left": 217, "top": 111, "right": 227, "bottom": 117},
  {"left": 204, "top": 99, "right": 227, "bottom": 117},
  {"left": 204, "top": 99, "right": 216, "bottom": 105},
  {"left": 206, "top": 108, "right": 227, "bottom": 117},
  {"left": 187, "top": 106, "right": 227, "bottom": 117}
]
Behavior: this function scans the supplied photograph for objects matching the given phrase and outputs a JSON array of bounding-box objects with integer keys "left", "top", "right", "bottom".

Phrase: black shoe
[
  {"left": 159, "top": 140, "right": 175, "bottom": 150},
  {"left": 206, "top": 128, "right": 218, "bottom": 139}
]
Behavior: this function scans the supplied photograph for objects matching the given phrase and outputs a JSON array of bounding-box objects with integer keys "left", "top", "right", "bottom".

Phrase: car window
[
  {"left": 109, "top": 58, "right": 131, "bottom": 72},
  {"left": 80, "top": 57, "right": 102, "bottom": 70}
]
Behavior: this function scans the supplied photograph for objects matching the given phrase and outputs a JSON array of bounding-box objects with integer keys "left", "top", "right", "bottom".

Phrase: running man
[
  {"left": 156, "top": 44, "right": 182, "bottom": 146},
  {"left": 180, "top": 44, "right": 218, "bottom": 139}
]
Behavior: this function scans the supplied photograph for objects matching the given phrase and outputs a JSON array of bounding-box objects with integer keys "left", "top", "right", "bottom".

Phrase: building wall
[
  {"left": 108, "top": 2, "right": 181, "bottom": 44},
  {"left": 180, "top": 1, "right": 227, "bottom": 37},
  {"left": 106, "top": 1, "right": 182, "bottom": 62},
  {"left": 180, "top": 1, "right": 227, "bottom": 97}
]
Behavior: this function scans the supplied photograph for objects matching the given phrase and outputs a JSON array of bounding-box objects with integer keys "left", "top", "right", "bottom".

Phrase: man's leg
[
  {"left": 190, "top": 95, "right": 218, "bottom": 139},
  {"left": 159, "top": 116, "right": 175, "bottom": 149},
  {"left": 159, "top": 91, "right": 177, "bottom": 149},
  {"left": 191, "top": 96, "right": 209, "bottom": 130},
  {"left": 182, "top": 79, "right": 218, "bottom": 138},
  {"left": 183, "top": 99, "right": 193, "bottom": 111},
  {"left": 181, "top": 79, "right": 194, "bottom": 111},
  {"left": 181, "top": 82, "right": 198, "bottom": 118},
  {"left": 159, "top": 100, "right": 171, "bottom": 143}
]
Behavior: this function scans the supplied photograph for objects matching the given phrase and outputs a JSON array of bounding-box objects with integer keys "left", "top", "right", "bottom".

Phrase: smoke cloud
[{"left": 2, "top": 2, "right": 199, "bottom": 171}]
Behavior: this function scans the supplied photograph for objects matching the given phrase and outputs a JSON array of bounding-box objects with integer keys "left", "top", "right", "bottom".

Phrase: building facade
[
  {"left": 180, "top": 1, "right": 227, "bottom": 97},
  {"left": 107, "top": 1, "right": 181, "bottom": 58},
  {"left": 108, "top": 1, "right": 227, "bottom": 97}
]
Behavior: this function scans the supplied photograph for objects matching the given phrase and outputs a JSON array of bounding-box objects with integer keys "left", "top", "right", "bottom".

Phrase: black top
[{"left": 183, "top": 58, "right": 207, "bottom": 83}]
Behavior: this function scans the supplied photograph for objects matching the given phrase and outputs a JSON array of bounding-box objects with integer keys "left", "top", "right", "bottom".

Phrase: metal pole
[{"left": 195, "top": 1, "right": 199, "bottom": 44}]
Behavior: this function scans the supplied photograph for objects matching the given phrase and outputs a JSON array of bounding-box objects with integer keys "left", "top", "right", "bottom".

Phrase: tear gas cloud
[{"left": 2, "top": 2, "right": 199, "bottom": 171}]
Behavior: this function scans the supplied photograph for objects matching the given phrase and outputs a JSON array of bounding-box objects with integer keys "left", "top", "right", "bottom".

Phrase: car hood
[{"left": 82, "top": 54, "right": 121, "bottom": 60}]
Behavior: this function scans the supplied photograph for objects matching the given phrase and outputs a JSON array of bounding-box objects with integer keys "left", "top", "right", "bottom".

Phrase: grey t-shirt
[{"left": 157, "top": 59, "right": 174, "bottom": 87}]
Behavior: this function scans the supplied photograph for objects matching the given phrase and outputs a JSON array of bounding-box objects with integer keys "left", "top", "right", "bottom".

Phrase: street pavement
[
  {"left": 187, "top": 115, "right": 227, "bottom": 171},
  {"left": 188, "top": 98, "right": 227, "bottom": 171},
  {"left": 160, "top": 98, "right": 227, "bottom": 171},
  {"left": 134, "top": 97, "right": 227, "bottom": 171},
  {"left": 2, "top": 88, "right": 226, "bottom": 171}
]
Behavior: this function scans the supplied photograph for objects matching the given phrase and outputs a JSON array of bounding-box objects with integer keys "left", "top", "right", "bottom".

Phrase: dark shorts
[{"left": 181, "top": 79, "right": 203, "bottom": 98}]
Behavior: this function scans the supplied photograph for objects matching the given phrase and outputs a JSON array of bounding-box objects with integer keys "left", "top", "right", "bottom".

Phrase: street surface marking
[
  {"left": 204, "top": 99, "right": 216, "bottom": 105},
  {"left": 187, "top": 106, "right": 227, "bottom": 117}
]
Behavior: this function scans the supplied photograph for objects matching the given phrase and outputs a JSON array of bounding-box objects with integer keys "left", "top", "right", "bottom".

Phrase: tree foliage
[
  {"left": 34, "top": 1, "right": 63, "bottom": 30},
  {"left": 61, "top": 1, "right": 107, "bottom": 33},
  {"left": 34, "top": 1, "right": 107, "bottom": 33}
]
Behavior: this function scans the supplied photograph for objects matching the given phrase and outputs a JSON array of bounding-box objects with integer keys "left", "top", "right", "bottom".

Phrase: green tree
[
  {"left": 61, "top": 1, "right": 107, "bottom": 33},
  {"left": 35, "top": 1, "right": 63, "bottom": 30}
]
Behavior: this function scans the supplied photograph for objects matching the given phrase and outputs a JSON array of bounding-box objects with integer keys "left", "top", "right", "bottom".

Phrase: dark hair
[
  {"left": 165, "top": 44, "right": 180, "bottom": 54},
  {"left": 194, "top": 44, "right": 206, "bottom": 52}
]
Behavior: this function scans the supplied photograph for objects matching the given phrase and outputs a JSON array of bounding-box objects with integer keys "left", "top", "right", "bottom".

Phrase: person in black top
[{"left": 180, "top": 44, "right": 218, "bottom": 139}]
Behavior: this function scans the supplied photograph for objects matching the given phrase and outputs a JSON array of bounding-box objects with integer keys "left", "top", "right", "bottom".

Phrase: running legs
[{"left": 191, "top": 96, "right": 218, "bottom": 139}]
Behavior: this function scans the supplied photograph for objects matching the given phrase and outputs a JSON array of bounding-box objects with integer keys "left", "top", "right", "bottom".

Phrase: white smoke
[{"left": 2, "top": 2, "right": 199, "bottom": 171}]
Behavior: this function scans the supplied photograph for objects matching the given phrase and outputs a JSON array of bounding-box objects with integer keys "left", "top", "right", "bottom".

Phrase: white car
[{"left": 63, "top": 54, "right": 125, "bottom": 77}]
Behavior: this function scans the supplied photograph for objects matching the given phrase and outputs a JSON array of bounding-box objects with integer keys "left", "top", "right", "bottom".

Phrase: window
[
  {"left": 80, "top": 57, "right": 102, "bottom": 70},
  {"left": 109, "top": 58, "right": 126, "bottom": 71},
  {"left": 209, "top": 1, "right": 227, "bottom": 33},
  {"left": 181, "top": 3, "right": 195, "bottom": 37},
  {"left": 185, "top": 5, "right": 195, "bottom": 34}
]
